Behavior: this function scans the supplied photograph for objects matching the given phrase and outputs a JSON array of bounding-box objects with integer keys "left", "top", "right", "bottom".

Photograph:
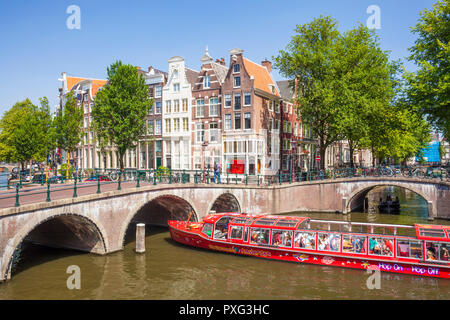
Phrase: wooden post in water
[{"left": 135, "top": 223, "right": 146, "bottom": 254}]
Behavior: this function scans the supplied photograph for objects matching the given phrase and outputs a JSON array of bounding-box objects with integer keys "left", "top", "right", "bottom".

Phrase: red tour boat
[{"left": 168, "top": 212, "right": 450, "bottom": 279}]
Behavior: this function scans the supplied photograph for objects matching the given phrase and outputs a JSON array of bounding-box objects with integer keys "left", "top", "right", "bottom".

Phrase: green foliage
[
  {"left": 92, "top": 60, "right": 153, "bottom": 169},
  {"left": 58, "top": 163, "right": 75, "bottom": 178},
  {"left": 0, "top": 98, "right": 55, "bottom": 165},
  {"left": 156, "top": 166, "right": 170, "bottom": 177},
  {"left": 55, "top": 91, "right": 83, "bottom": 153},
  {"left": 406, "top": 0, "right": 450, "bottom": 140}
]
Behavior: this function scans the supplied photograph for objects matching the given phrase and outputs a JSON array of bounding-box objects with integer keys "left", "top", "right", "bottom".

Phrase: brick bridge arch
[
  {"left": 344, "top": 181, "right": 435, "bottom": 218},
  {"left": 1, "top": 212, "right": 108, "bottom": 281}
]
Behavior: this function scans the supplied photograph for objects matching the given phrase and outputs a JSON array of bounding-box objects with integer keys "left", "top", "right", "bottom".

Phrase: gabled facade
[
  {"left": 221, "top": 48, "right": 281, "bottom": 176},
  {"left": 162, "top": 56, "right": 198, "bottom": 169},
  {"left": 191, "top": 47, "right": 228, "bottom": 171},
  {"left": 58, "top": 72, "right": 107, "bottom": 170},
  {"left": 137, "top": 66, "right": 167, "bottom": 169}
]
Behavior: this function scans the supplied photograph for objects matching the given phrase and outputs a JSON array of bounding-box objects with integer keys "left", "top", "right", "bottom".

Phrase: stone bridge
[{"left": 0, "top": 177, "right": 449, "bottom": 281}]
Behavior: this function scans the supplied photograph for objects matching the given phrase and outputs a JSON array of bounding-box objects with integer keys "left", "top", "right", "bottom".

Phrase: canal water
[{"left": 0, "top": 187, "right": 449, "bottom": 300}]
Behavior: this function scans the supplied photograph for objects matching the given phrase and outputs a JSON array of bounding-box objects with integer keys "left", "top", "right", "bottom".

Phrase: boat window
[
  {"left": 425, "top": 242, "right": 449, "bottom": 262},
  {"left": 201, "top": 223, "right": 213, "bottom": 237},
  {"left": 275, "top": 219, "right": 298, "bottom": 228},
  {"left": 419, "top": 228, "right": 446, "bottom": 238},
  {"left": 254, "top": 218, "right": 277, "bottom": 226},
  {"left": 397, "top": 240, "right": 423, "bottom": 259},
  {"left": 342, "top": 235, "right": 366, "bottom": 254},
  {"left": 231, "top": 218, "right": 249, "bottom": 224},
  {"left": 368, "top": 237, "right": 394, "bottom": 257},
  {"left": 245, "top": 218, "right": 256, "bottom": 225},
  {"left": 294, "top": 231, "right": 316, "bottom": 250},
  {"left": 271, "top": 230, "right": 293, "bottom": 247},
  {"left": 230, "top": 226, "right": 243, "bottom": 240},
  {"left": 214, "top": 216, "right": 233, "bottom": 240},
  {"left": 250, "top": 228, "right": 271, "bottom": 245},
  {"left": 318, "top": 232, "right": 341, "bottom": 252},
  {"left": 244, "top": 227, "right": 249, "bottom": 242}
]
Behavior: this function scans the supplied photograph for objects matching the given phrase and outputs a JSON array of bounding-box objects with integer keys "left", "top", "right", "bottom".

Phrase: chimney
[
  {"left": 261, "top": 59, "right": 272, "bottom": 73},
  {"left": 220, "top": 58, "right": 225, "bottom": 66}
]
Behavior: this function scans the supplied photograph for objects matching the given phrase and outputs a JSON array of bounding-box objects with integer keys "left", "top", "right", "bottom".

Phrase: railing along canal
[{"left": 1, "top": 166, "right": 448, "bottom": 209}]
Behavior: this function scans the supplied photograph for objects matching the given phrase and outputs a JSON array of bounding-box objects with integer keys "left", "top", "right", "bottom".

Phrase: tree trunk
[
  {"left": 349, "top": 141, "right": 354, "bottom": 168},
  {"left": 119, "top": 152, "right": 125, "bottom": 170},
  {"left": 371, "top": 146, "right": 376, "bottom": 167},
  {"left": 319, "top": 145, "right": 326, "bottom": 170}
]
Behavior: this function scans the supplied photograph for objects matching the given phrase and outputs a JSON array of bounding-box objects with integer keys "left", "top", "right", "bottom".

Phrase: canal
[{"left": 0, "top": 186, "right": 449, "bottom": 299}]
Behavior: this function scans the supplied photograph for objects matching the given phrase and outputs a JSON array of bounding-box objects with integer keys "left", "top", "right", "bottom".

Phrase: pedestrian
[{"left": 214, "top": 162, "right": 221, "bottom": 184}]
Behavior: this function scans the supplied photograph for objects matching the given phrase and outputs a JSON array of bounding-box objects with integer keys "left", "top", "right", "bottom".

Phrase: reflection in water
[{"left": 0, "top": 188, "right": 449, "bottom": 299}]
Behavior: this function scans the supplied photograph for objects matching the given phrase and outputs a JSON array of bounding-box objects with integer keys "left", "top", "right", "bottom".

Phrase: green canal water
[{"left": 0, "top": 186, "right": 449, "bottom": 300}]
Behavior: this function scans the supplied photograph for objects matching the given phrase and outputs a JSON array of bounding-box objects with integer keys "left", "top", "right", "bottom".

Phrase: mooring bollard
[{"left": 135, "top": 223, "right": 146, "bottom": 253}]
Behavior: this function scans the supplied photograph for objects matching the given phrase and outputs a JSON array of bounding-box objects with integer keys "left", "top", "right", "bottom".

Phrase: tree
[
  {"left": 274, "top": 16, "right": 345, "bottom": 169},
  {"left": 406, "top": 0, "right": 450, "bottom": 140},
  {"left": 55, "top": 91, "right": 83, "bottom": 177},
  {"left": 0, "top": 99, "right": 53, "bottom": 172},
  {"left": 92, "top": 61, "right": 153, "bottom": 170}
]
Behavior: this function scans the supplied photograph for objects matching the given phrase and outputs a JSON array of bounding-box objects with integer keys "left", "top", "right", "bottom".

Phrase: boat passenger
[
  {"left": 214, "top": 227, "right": 227, "bottom": 240},
  {"left": 441, "top": 247, "right": 449, "bottom": 261}
]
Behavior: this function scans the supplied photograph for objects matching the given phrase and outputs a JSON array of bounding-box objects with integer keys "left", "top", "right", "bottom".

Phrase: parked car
[
  {"left": 85, "top": 175, "right": 112, "bottom": 182},
  {"left": 32, "top": 174, "right": 47, "bottom": 184},
  {"left": 48, "top": 175, "right": 64, "bottom": 184}
]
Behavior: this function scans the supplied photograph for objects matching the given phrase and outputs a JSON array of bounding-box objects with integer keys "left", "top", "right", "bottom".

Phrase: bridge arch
[
  {"left": 119, "top": 194, "right": 199, "bottom": 246},
  {"left": 208, "top": 192, "right": 241, "bottom": 214},
  {"left": 1, "top": 212, "right": 108, "bottom": 281},
  {"left": 346, "top": 182, "right": 434, "bottom": 217}
]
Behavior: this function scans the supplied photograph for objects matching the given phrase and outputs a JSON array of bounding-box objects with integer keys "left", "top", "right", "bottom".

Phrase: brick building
[{"left": 191, "top": 47, "right": 228, "bottom": 171}]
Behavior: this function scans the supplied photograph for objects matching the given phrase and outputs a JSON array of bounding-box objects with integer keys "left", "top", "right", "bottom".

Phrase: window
[
  {"left": 214, "top": 216, "right": 233, "bottom": 240},
  {"left": 183, "top": 118, "right": 189, "bottom": 132},
  {"left": 155, "top": 101, "right": 162, "bottom": 114},
  {"left": 368, "top": 237, "right": 394, "bottom": 256},
  {"left": 234, "top": 93, "right": 241, "bottom": 110},
  {"left": 196, "top": 123, "right": 204, "bottom": 143},
  {"left": 173, "top": 83, "right": 180, "bottom": 92},
  {"left": 244, "top": 113, "right": 251, "bottom": 129},
  {"left": 204, "top": 76, "right": 210, "bottom": 88},
  {"left": 165, "top": 119, "right": 171, "bottom": 133},
  {"left": 174, "top": 118, "right": 180, "bottom": 132},
  {"left": 155, "top": 119, "right": 162, "bottom": 135},
  {"left": 234, "top": 113, "right": 241, "bottom": 130},
  {"left": 84, "top": 104, "right": 89, "bottom": 113},
  {"left": 165, "top": 100, "right": 171, "bottom": 113},
  {"left": 271, "top": 230, "right": 293, "bottom": 247},
  {"left": 294, "top": 231, "right": 316, "bottom": 249},
  {"left": 425, "top": 242, "right": 449, "bottom": 261},
  {"left": 397, "top": 240, "right": 423, "bottom": 259},
  {"left": 147, "top": 120, "right": 153, "bottom": 134},
  {"left": 234, "top": 76, "right": 241, "bottom": 87},
  {"left": 196, "top": 99, "right": 205, "bottom": 117},
  {"left": 202, "top": 223, "right": 213, "bottom": 237},
  {"left": 250, "top": 228, "right": 271, "bottom": 245},
  {"left": 225, "top": 94, "right": 232, "bottom": 108},
  {"left": 155, "top": 86, "right": 162, "bottom": 97},
  {"left": 84, "top": 117, "right": 88, "bottom": 128},
  {"left": 225, "top": 114, "right": 231, "bottom": 130},
  {"left": 233, "top": 63, "right": 240, "bottom": 73},
  {"left": 148, "top": 87, "right": 154, "bottom": 98},
  {"left": 275, "top": 101, "right": 280, "bottom": 113},
  {"left": 182, "top": 98, "right": 188, "bottom": 112},
  {"left": 269, "top": 100, "right": 273, "bottom": 111},
  {"left": 342, "top": 235, "right": 367, "bottom": 254},
  {"left": 318, "top": 232, "right": 341, "bottom": 252},
  {"left": 173, "top": 100, "right": 180, "bottom": 113},
  {"left": 209, "top": 98, "right": 219, "bottom": 117},
  {"left": 83, "top": 94, "right": 89, "bottom": 102},
  {"left": 230, "top": 226, "right": 243, "bottom": 240},
  {"left": 209, "top": 122, "right": 218, "bottom": 142},
  {"left": 244, "top": 92, "right": 251, "bottom": 106}
]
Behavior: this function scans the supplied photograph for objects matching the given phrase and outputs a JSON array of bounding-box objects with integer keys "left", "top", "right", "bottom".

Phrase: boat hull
[{"left": 169, "top": 224, "right": 450, "bottom": 279}]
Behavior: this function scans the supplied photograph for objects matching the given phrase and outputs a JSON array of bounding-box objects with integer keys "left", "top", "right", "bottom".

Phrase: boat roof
[
  {"left": 202, "top": 212, "right": 309, "bottom": 229},
  {"left": 415, "top": 224, "right": 450, "bottom": 241}
]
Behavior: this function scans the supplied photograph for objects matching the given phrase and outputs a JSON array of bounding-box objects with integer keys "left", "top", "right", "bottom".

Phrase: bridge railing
[{"left": 1, "top": 166, "right": 448, "bottom": 209}]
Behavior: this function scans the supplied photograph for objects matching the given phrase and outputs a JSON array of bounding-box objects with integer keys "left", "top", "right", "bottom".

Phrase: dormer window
[
  {"left": 173, "top": 69, "right": 179, "bottom": 78},
  {"left": 233, "top": 64, "right": 240, "bottom": 73},
  {"left": 204, "top": 76, "right": 210, "bottom": 88}
]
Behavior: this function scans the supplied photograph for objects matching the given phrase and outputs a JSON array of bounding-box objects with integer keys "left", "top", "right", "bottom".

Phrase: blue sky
[{"left": 0, "top": 0, "right": 436, "bottom": 114}]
